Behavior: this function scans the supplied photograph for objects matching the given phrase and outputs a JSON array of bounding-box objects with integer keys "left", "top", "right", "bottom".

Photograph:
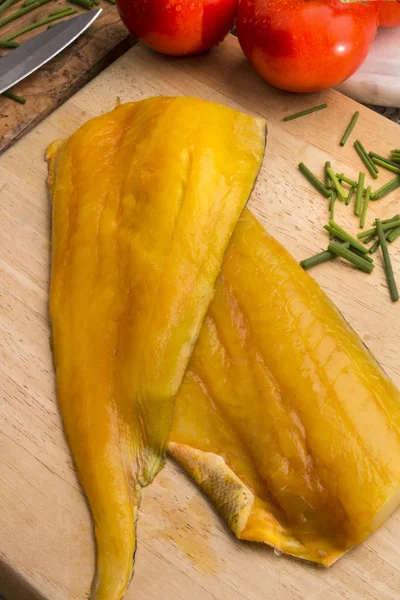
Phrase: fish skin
[
  {"left": 169, "top": 208, "right": 400, "bottom": 566},
  {"left": 47, "top": 97, "right": 267, "bottom": 600}
]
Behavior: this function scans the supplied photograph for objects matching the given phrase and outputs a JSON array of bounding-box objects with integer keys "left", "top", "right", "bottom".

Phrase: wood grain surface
[
  {"left": 0, "top": 0, "right": 133, "bottom": 155},
  {"left": 1, "top": 36, "right": 400, "bottom": 600}
]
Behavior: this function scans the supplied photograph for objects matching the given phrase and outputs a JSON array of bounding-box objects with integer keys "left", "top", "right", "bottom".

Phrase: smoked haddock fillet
[
  {"left": 47, "top": 97, "right": 267, "bottom": 600},
  {"left": 169, "top": 209, "right": 400, "bottom": 566}
]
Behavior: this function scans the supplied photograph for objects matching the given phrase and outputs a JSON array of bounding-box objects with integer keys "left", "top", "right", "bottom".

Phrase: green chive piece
[
  {"left": 371, "top": 176, "right": 400, "bottom": 201},
  {"left": 369, "top": 229, "right": 392, "bottom": 254},
  {"left": 354, "top": 140, "right": 379, "bottom": 179},
  {"left": 387, "top": 226, "right": 400, "bottom": 244},
  {"left": 360, "top": 185, "right": 371, "bottom": 229},
  {"left": 345, "top": 186, "right": 355, "bottom": 206},
  {"left": 104, "top": 0, "right": 116, "bottom": 3},
  {"left": 68, "top": 0, "right": 93, "bottom": 8},
  {"left": 358, "top": 219, "right": 400, "bottom": 239},
  {"left": 327, "top": 241, "right": 374, "bottom": 273},
  {"left": 368, "top": 239, "right": 380, "bottom": 254},
  {"left": 300, "top": 242, "right": 351, "bottom": 270},
  {"left": 376, "top": 219, "right": 399, "bottom": 302},
  {"left": 363, "top": 233, "right": 377, "bottom": 245},
  {"left": 49, "top": 6, "right": 77, "bottom": 16},
  {"left": 355, "top": 172, "right": 365, "bottom": 217},
  {"left": 0, "top": 0, "right": 18, "bottom": 17},
  {"left": 391, "top": 150, "right": 400, "bottom": 162},
  {"left": 283, "top": 103, "right": 327, "bottom": 122},
  {"left": 351, "top": 247, "right": 373, "bottom": 263},
  {"left": 0, "top": 0, "right": 52, "bottom": 30},
  {"left": 337, "top": 173, "right": 358, "bottom": 188},
  {"left": 298, "top": 162, "right": 331, "bottom": 198},
  {"left": 0, "top": 40, "right": 18, "bottom": 48},
  {"left": 326, "top": 220, "right": 369, "bottom": 254},
  {"left": 6, "top": 8, "right": 78, "bottom": 40},
  {"left": 325, "top": 161, "right": 332, "bottom": 189},
  {"left": 340, "top": 111, "right": 359, "bottom": 147},
  {"left": 329, "top": 190, "right": 337, "bottom": 220},
  {"left": 362, "top": 213, "right": 400, "bottom": 245},
  {"left": 336, "top": 173, "right": 367, "bottom": 195},
  {"left": 300, "top": 250, "right": 336, "bottom": 270},
  {"left": 2, "top": 90, "right": 26, "bottom": 103},
  {"left": 369, "top": 152, "right": 400, "bottom": 174},
  {"left": 326, "top": 166, "right": 347, "bottom": 200},
  {"left": 23, "top": 0, "right": 38, "bottom": 5},
  {"left": 384, "top": 214, "right": 400, "bottom": 224}
]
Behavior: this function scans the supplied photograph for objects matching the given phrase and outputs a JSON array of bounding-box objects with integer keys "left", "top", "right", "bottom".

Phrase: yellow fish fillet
[
  {"left": 169, "top": 209, "right": 400, "bottom": 566},
  {"left": 47, "top": 97, "right": 267, "bottom": 600}
]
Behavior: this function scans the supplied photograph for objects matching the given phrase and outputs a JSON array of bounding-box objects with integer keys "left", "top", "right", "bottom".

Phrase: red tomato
[
  {"left": 116, "top": 0, "right": 238, "bottom": 56},
  {"left": 236, "top": 0, "right": 379, "bottom": 93},
  {"left": 378, "top": 1, "right": 400, "bottom": 26}
]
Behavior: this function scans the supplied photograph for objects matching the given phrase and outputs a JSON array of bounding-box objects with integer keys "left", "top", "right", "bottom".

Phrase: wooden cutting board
[
  {"left": 1, "top": 36, "right": 400, "bottom": 600},
  {"left": 0, "top": 0, "right": 133, "bottom": 155}
]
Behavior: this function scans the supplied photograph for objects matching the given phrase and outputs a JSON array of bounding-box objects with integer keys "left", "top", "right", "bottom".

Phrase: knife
[{"left": 0, "top": 9, "right": 102, "bottom": 96}]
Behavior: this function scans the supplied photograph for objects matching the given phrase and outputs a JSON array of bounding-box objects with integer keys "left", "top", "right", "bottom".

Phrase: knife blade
[{"left": 0, "top": 9, "right": 102, "bottom": 96}]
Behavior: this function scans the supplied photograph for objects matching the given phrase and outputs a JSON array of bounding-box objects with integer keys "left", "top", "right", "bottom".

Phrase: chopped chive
[
  {"left": 23, "top": 0, "right": 38, "bottom": 5},
  {"left": 391, "top": 150, "right": 400, "bottom": 162},
  {"left": 0, "top": 0, "right": 51, "bottom": 29},
  {"left": 387, "top": 226, "right": 400, "bottom": 244},
  {"left": 371, "top": 176, "right": 400, "bottom": 201},
  {"left": 369, "top": 152, "right": 400, "bottom": 174},
  {"left": 340, "top": 111, "right": 359, "bottom": 147},
  {"left": 355, "top": 172, "right": 365, "bottom": 217},
  {"left": 48, "top": 7, "right": 77, "bottom": 16},
  {"left": 92, "top": 0, "right": 100, "bottom": 4},
  {"left": 360, "top": 185, "right": 371, "bottom": 229},
  {"left": 326, "top": 220, "right": 369, "bottom": 254},
  {"left": 358, "top": 219, "right": 400, "bottom": 239},
  {"left": 363, "top": 233, "right": 377, "bottom": 245},
  {"left": 298, "top": 162, "right": 331, "bottom": 198},
  {"left": 329, "top": 190, "right": 337, "bottom": 220},
  {"left": 326, "top": 166, "right": 347, "bottom": 200},
  {"left": 0, "top": 0, "right": 18, "bottom": 17},
  {"left": 337, "top": 173, "right": 358, "bottom": 187},
  {"left": 301, "top": 250, "right": 336, "bottom": 270},
  {"left": 6, "top": 8, "right": 78, "bottom": 40},
  {"left": 2, "top": 90, "right": 26, "bottom": 103},
  {"left": 351, "top": 247, "right": 373, "bottom": 263},
  {"left": 327, "top": 241, "right": 374, "bottom": 274},
  {"left": 300, "top": 242, "right": 350, "bottom": 270},
  {"left": 354, "top": 140, "right": 379, "bottom": 179},
  {"left": 345, "top": 186, "right": 355, "bottom": 206},
  {"left": 336, "top": 173, "right": 367, "bottom": 194},
  {"left": 376, "top": 219, "right": 399, "bottom": 302},
  {"left": 361, "top": 213, "right": 400, "bottom": 244},
  {"left": 104, "top": 0, "right": 116, "bottom": 3},
  {"left": 283, "top": 103, "right": 327, "bottom": 122},
  {"left": 0, "top": 40, "right": 18, "bottom": 48},
  {"left": 68, "top": 0, "right": 93, "bottom": 8},
  {"left": 370, "top": 157, "right": 400, "bottom": 174},
  {"left": 369, "top": 229, "right": 392, "bottom": 254},
  {"left": 325, "top": 161, "right": 332, "bottom": 189}
]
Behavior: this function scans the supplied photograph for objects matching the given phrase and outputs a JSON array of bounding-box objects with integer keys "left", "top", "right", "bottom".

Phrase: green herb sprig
[
  {"left": 0, "top": 0, "right": 52, "bottom": 30},
  {"left": 6, "top": 7, "right": 77, "bottom": 40},
  {"left": 340, "top": 111, "right": 359, "bottom": 147},
  {"left": 327, "top": 241, "right": 374, "bottom": 274},
  {"left": 354, "top": 140, "right": 379, "bottom": 179},
  {"left": 376, "top": 219, "right": 399, "bottom": 302},
  {"left": 299, "top": 162, "right": 331, "bottom": 198},
  {"left": 283, "top": 103, "right": 327, "bottom": 122}
]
